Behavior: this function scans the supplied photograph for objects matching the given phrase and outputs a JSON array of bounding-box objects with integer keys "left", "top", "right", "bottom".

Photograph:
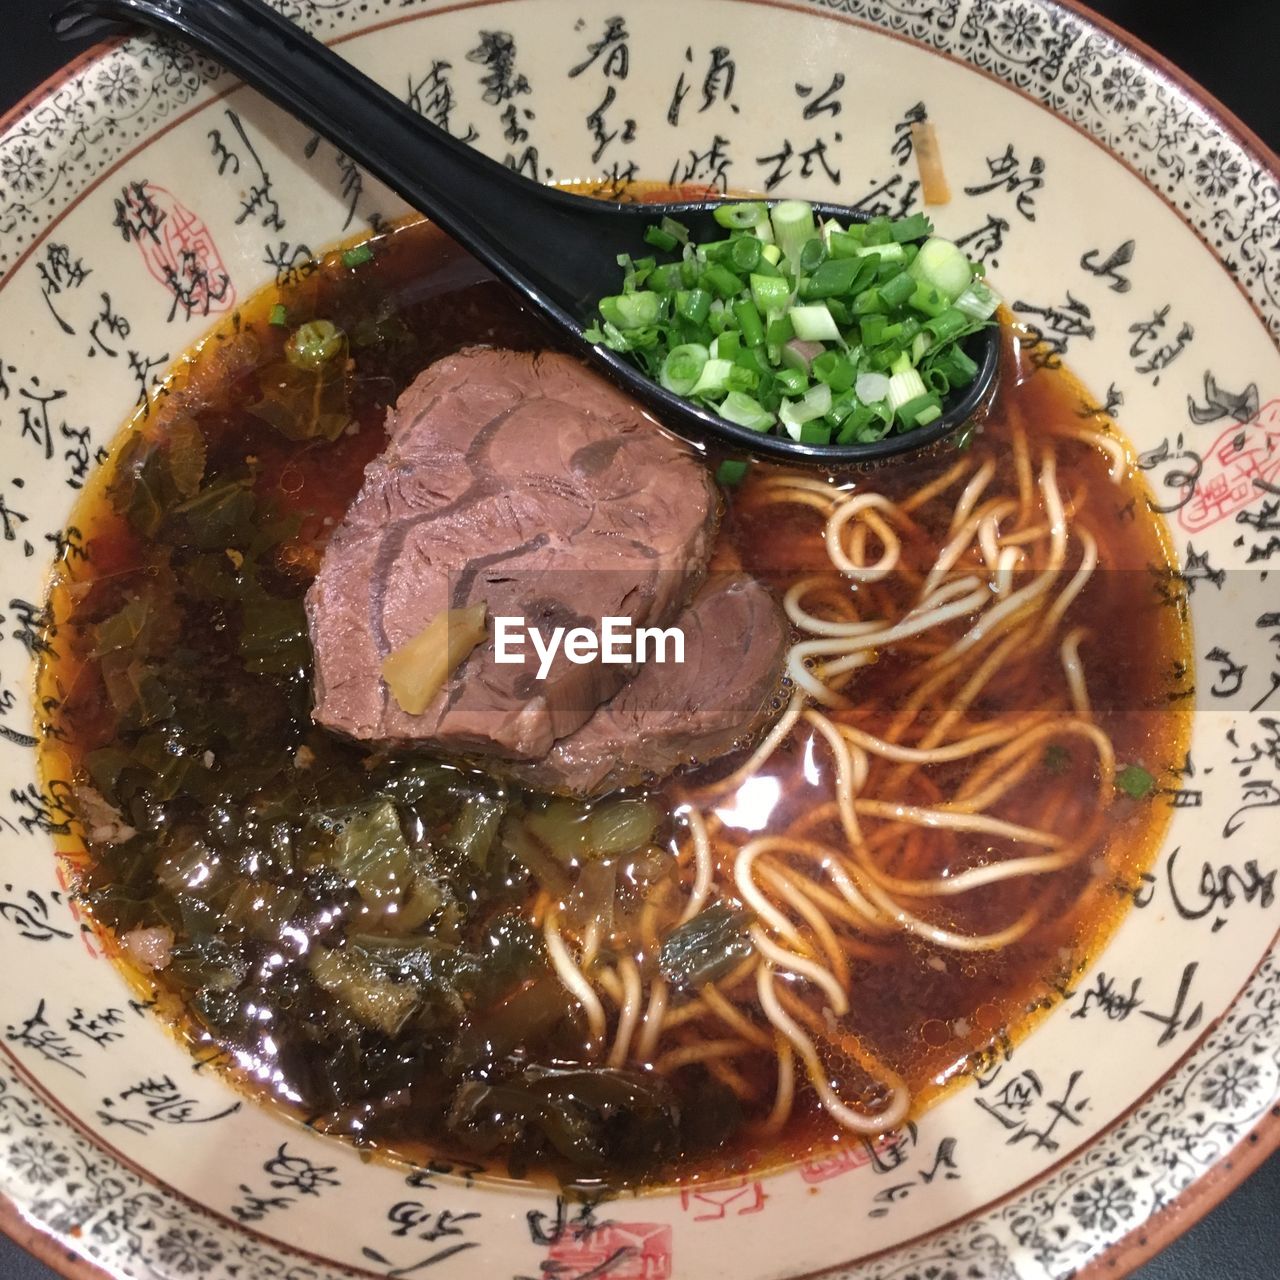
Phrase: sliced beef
[
  {"left": 504, "top": 574, "right": 788, "bottom": 795},
  {"left": 307, "top": 348, "right": 719, "bottom": 759}
]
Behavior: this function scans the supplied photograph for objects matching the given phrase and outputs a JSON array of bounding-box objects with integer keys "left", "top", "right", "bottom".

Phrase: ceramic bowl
[{"left": 1, "top": 3, "right": 1278, "bottom": 1278}]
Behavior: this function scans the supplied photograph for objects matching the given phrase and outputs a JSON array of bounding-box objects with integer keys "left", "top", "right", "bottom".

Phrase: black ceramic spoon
[{"left": 55, "top": 0, "right": 999, "bottom": 466}]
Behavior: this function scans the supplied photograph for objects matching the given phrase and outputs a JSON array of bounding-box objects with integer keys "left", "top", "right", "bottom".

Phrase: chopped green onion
[
  {"left": 812, "top": 350, "right": 856, "bottom": 392},
  {"left": 858, "top": 241, "right": 906, "bottom": 265},
  {"left": 645, "top": 224, "right": 679, "bottom": 252},
  {"left": 712, "top": 330, "right": 741, "bottom": 361},
  {"left": 677, "top": 289, "right": 712, "bottom": 325},
  {"left": 700, "top": 238, "right": 734, "bottom": 263},
  {"left": 890, "top": 212, "right": 934, "bottom": 243},
  {"left": 771, "top": 200, "right": 817, "bottom": 266},
  {"left": 599, "top": 292, "right": 661, "bottom": 331},
  {"left": 702, "top": 263, "right": 746, "bottom": 299},
  {"left": 714, "top": 202, "right": 768, "bottom": 230},
  {"left": 896, "top": 393, "right": 943, "bottom": 429},
  {"left": 618, "top": 252, "right": 656, "bottom": 287},
  {"left": 780, "top": 340, "right": 818, "bottom": 375},
  {"left": 718, "top": 392, "right": 775, "bottom": 432},
  {"left": 690, "top": 358, "right": 733, "bottom": 397},
  {"left": 878, "top": 270, "right": 917, "bottom": 310},
  {"left": 856, "top": 371, "right": 891, "bottom": 404},
  {"left": 766, "top": 315, "right": 795, "bottom": 348},
  {"left": 800, "top": 258, "right": 864, "bottom": 300},
  {"left": 827, "top": 228, "right": 866, "bottom": 259},
  {"left": 798, "top": 238, "right": 828, "bottom": 274},
  {"left": 888, "top": 367, "right": 928, "bottom": 412},
  {"left": 909, "top": 237, "right": 972, "bottom": 302},
  {"left": 827, "top": 298, "right": 853, "bottom": 327},
  {"left": 925, "top": 367, "right": 951, "bottom": 396},
  {"left": 588, "top": 200, "right": 992, "bottom": 447},
  {"left": 909, "top": 282, "right": 951, "bottom": 318},
  {"left": 269, "top": 303, "right": 289, "bottom": 328},
  {"left": 716, "top": 458, "right": 749, "bottom": 486},
  {"left": 286, "top": 319, "right": 345, "bottom": 369},
  {"left": 750, "top": 273, "right": 791, "bottom": 312},
  {"left": 929, "top": 344, "right": 980, "bottom": 388},
  {"left": 661, "top": 216, "right": 691, "bottom": 246},
  {"left": 341, "top": 243, "right": 374, "bottom": 269},
  {"left": 789, "top": 304, "right": 841, "bottom": 343},
  {"left": 733, "top": 297, "right": 766, "bottom": 348},
  {"left": 779, "top": 383, "right": 833, "bottom": 440},
  {"left": 838, "top": 400, "right": 893, "bottom": 444},
  {"left": 648, "top": 263, "right": 684, "bottom": 294},
  {"left": 851, "top": 288, "right": 886, "bottom": 317},
  {"left": 860, "top": 314, "right": 889, "bottom": 346},
  {"left": 659, "top": 343, "right": 709, "bottom": 396},
  {"left": 775, "top": 367, "right": 808, "bottom": 397},
  {"left": 1115, "top": 764, "right": 1155, "bottom": 799},
  {"left": 863, "top": 216, "right": 893, "bottom": 246},
  {"left": 926, "top": 308, "right": 970, "bottom": 344},
  {"left": 730, "top": 236, "right": 762, "bottom": 273},
  {"left": 955, "top": 280, "right": 1001, "bottom": 321},
  {"left": 799, "top": 382, "right": 833, "bottom": 415}
]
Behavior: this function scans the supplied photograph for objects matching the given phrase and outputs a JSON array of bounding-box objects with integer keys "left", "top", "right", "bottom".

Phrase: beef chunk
[
  {"left": 505, "top": 574, "right": 788, "bottom": 794},
  {"left": 307, "top": 349, "right": 719, "bottom": 759}
]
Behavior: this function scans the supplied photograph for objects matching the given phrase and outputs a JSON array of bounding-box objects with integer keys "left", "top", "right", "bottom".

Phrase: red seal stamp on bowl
[
  {"left": 113, "top": 180, "right": 236, "bottom": 321},
  {"left": 1177, "top": 397, "right": 1280, "bottom": 533},
  {"left": 545, "top": 1223, "right": 672, "bottom": 1279},
  {"left": 679, "top": 1177, "right": 768, "bottom": 1219}
]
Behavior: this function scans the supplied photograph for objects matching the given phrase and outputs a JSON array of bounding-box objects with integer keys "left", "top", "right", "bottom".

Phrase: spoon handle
[{"left": 54, "top": 0, "right": 612, "bottom": 322}]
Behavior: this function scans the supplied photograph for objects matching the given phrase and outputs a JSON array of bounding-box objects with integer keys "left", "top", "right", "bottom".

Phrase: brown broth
[
  {"left": 36, "top": 202, "right": 1190, "bottom": 1190},
  {"left": 720, "top": 332, "right": 1188, "bottom": 1124}
]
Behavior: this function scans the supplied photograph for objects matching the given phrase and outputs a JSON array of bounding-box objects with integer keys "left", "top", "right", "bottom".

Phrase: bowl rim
[
  {"left": 0, "top": 4, "right": 1277, "bottom": 1279},
  {"left": 0, "top": 42, "right": 149, "bottom": 1280},
  {"left": 1025, "top": 6, "right": 1280, "bottom": 1276}
]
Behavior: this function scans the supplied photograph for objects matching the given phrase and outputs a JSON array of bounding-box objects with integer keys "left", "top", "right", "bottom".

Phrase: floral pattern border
[
  {"left": 0, "top": 37, "right": 224, "bottom": 271},
  {"left": 1, "top": 951, "right": 1276, "bottom": 1280},
  {"left": 1, "top": 1, "right": 1278, "bottom": 1278},
  {"left": 840, "top": 950, "right": 1280, "bottom": 1280}
]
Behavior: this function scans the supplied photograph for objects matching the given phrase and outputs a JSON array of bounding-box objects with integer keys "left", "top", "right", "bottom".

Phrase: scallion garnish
[
  {"left": 587, "top": 201, "right": 996, "bottom": 446},
  {"left": 268, "top": 303, "right": 289, "bottom": 328},
  {"left": 715, "top": 458, "right": 749, "bottom": 486},
  {"left": 1115, "top": 764, "right": 1155, "bottom": 799},
  {"left": 342, "top": 243, "right": 374, "bottom": 269}
]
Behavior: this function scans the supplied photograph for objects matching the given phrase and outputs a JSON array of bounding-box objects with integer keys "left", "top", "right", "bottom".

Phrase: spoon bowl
[{"left": 55, "top": 0, "right": 1000, "bottom": 465}]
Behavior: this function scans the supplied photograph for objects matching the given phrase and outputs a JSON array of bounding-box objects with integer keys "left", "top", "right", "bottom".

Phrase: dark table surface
[{"left": 1, "top": 2, "right": 1277, "bottom": 1278}]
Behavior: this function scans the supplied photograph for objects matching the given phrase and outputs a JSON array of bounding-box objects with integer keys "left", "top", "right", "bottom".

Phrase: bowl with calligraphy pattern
[{"left": 1, "top": 2, "right": 1278, "bottom": 1278}]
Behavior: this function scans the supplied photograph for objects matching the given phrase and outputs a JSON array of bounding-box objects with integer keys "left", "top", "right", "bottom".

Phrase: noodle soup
[{"left": 38, "top": 204, "right": 1189, "bottom": 1190}]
